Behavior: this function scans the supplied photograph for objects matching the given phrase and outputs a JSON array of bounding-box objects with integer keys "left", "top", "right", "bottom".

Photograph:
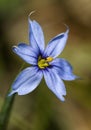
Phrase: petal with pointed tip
[
  {"left": 50, "top": 58, "right": 78, "bottom": 80},
  {"left": 43, "top": 28, "right": 69, "bottom": 58},
  {"left": 9, "top": 67, "right": 43, "bottom": 96},
  {"left": 43, "top": 68, "right": 66, "bottom": 101},
  {"left": 13, "top": 43, "right": 37, "bottom": 65},
  {"left": 29, "top": 19, "right": 45, "bottom": 53}
]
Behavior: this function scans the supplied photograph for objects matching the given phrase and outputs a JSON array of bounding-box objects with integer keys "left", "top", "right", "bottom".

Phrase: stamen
[
  {"left": 38, "top": 56, "right": 53, "bottom": 69},
  {"left": 46, "top": 57, "right": 53, "bottom": 62}
]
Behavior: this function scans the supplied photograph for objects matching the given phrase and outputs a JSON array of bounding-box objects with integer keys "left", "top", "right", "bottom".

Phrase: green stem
[
  {"left": 0, "top": 89, "right": 15, "bottom": 130},
  {"left": 0, "top": 63, "right": 25, "bottom": 130}
]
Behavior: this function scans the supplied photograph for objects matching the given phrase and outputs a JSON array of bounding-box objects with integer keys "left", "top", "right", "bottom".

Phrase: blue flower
[{"left": 9, "top": 16, "right": 77, "bottom": 101}]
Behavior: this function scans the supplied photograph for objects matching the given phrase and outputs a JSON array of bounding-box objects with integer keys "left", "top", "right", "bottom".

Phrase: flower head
[{"left": 9, "top": 15, "right": 78, "bottom": 101}]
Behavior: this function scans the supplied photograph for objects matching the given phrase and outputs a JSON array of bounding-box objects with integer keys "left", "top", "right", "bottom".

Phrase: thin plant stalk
[
  {"left": 0, "top": 63, "right": 25, "bottom": 130},
  {"left": 0, "top": 88, "right": 15, "bottom": 130}
]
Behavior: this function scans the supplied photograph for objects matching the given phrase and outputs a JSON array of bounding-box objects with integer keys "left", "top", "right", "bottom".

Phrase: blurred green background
[{"left": 0, "top": 0, "right": 91, "bottom": 130}]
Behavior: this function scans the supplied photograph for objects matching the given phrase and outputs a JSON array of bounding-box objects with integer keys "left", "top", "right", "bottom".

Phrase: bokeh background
[{"left": 0, "top": 0, "right": 91, "bottom": 130}]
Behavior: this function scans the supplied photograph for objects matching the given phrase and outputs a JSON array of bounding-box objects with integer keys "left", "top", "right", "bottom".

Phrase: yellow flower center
[{"left": 38, "top": 56, "right": 53, "bottom": 69}]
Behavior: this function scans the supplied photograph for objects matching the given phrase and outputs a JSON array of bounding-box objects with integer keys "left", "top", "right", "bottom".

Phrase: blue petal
[
  {"left": 13, "top": 43, "right": 37, "bottom": 65},
  {"left": 9, "top": 67, "right": 43, "bottom": 96},
  {"left": 43, "top": 68, "right": 66, "bottom": 101},
  {"left": 29, "top": 18, "right": 45, "bottom": 53},
  {"left": 43, "top": 28, "right": 69, "bottom": 58},
  {"left": 50, "top": 58, "right": 78, "bottom": 80}
]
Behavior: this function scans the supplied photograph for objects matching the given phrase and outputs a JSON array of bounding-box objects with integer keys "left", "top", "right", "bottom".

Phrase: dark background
[{"left": 0, "top": 0, "right": 91, "bottom": 130}]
